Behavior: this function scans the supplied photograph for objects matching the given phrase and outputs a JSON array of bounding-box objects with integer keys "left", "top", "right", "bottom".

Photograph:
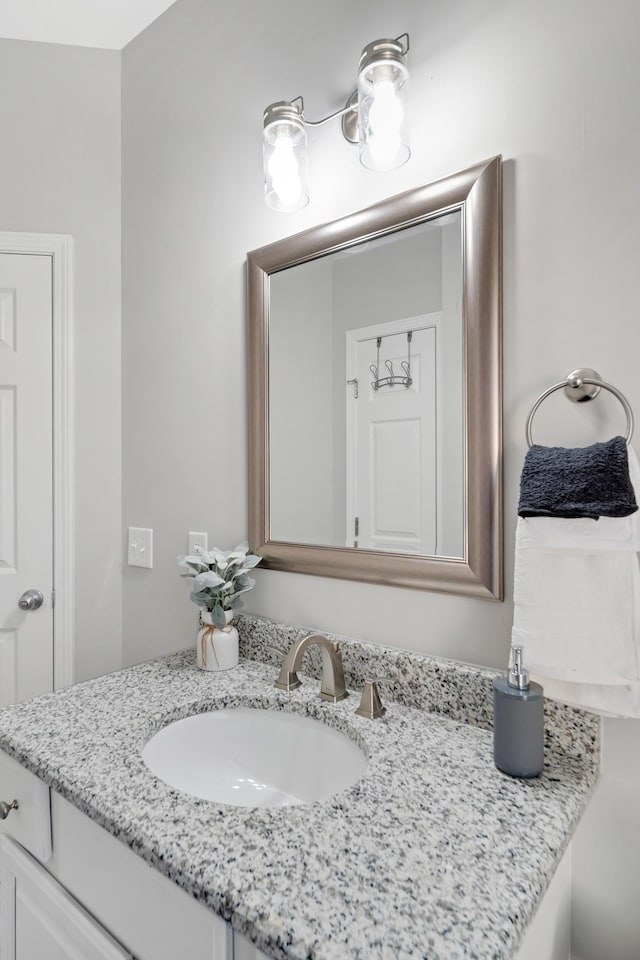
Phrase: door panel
[
  {"left": 370, "top": 417, "right": 422, "bottom": 545},
  {"left": 352, "top": 325, "right": 437, "bottom": 554},
  {"left": 0, "top": 253, "right": 53, "bottom": 705}
]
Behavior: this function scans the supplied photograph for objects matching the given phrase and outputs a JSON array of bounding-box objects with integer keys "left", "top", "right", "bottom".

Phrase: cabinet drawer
[{"left": 0, "top": 751, "right": 51, "bottom": 863}]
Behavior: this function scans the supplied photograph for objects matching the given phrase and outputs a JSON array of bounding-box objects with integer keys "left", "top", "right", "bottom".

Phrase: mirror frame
[{"left": 247, "top": 156, "right": 502, "bottom": 600}]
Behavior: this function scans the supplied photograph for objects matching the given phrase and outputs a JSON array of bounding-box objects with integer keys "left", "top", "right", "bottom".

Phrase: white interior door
[
  {"left": 0, "top": 253, "right": 53, "bottom": 705},
  {"left": 347, "top": 321, "right": 437, "bottom": 554}
]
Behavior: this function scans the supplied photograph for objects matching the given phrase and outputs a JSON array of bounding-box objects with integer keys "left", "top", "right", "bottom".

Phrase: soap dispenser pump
[{"left": 493, "top": 645, "right": 544, "bottom": 778}]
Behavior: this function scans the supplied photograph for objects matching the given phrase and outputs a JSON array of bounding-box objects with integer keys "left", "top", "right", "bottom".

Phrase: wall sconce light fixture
[{"left": 263, "top": 33, "right": 410, "bottom": 212}]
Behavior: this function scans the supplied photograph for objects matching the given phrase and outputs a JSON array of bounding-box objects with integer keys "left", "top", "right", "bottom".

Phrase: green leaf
[
  {"left": 211, "top": 605, "right": 227, "bottom": 628},
  {"left": 231, "top": 578, "right": 255, "bottom": 596},
  {"left": 189, "top": 590, "right": 208, "bottom": 606},
  {"left": 193, "top": 571, "right": 225, "bottom": 592},
  {"left": 242, "top": 554, "right": 262, "bottom": 569},
  {"left": 177, "top": 555, "right": 208, "bottom": 573}
]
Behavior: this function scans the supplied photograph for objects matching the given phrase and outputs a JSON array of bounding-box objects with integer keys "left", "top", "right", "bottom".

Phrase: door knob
[
  {"left": 18, "top": 589, "right": 44, "bottom": 611},
  {"left": 0, "top": 799, "right": 19, "bottom": 820}
]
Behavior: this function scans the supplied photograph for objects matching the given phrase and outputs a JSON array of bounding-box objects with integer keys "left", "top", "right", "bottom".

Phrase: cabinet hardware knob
[{"left": 0, "top": 799, "right": 19, "bottom": 820}]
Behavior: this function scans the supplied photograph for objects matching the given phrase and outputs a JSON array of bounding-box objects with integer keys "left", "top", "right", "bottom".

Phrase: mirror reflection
[{"left": 269, "top": 211, "right": 464, "bottom": 557}]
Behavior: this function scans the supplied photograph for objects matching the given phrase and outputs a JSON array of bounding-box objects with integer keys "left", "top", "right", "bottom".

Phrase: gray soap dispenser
[{"left": 493, "top": 645, "right": 544, "bottom": 778}]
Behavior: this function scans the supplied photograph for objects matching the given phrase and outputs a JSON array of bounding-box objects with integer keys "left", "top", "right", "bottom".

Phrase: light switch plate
[
  {"left": 128, "top": 527, "right": 153, "bottom": 568},
  {"left": 188, "top": 531, "right": 208, "bottom": 556}
]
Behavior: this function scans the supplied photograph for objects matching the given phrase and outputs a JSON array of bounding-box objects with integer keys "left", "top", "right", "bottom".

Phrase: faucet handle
[
  {"left": 270, "top": 643, "right": 302, "bottom": 693},
  {"left": 266, "top": 644, "right": 288, "bottom": 659},
  {"left": 355, "top": 676, "right": 393, "bottom": 720}
]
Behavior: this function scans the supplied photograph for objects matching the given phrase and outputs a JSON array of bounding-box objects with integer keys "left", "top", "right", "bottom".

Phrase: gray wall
[
  {"left": 121, "top": 0, "right": 640, "bottom": 955},
  {"left": 0, "top": 39, "right": 122, "bottom": 683},
  {"left": 270, "top": 259, "right": 334, "bottom": 543}
]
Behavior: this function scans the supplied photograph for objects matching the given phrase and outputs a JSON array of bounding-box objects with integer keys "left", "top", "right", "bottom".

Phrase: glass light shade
[
  {"left": 357, "top": 40, "right": 410, "bottom": 172},
  {"left": 263, "top": 102, "right": 309, "bottom": 212}
]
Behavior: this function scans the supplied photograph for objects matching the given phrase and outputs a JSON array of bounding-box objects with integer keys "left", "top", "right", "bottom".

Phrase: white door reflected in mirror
[
  {"left": 268, "top": 211, "right": 463, "bottom": 557},
  {"left": 349, "top": 321, "right": 437, "bottom": 555}
]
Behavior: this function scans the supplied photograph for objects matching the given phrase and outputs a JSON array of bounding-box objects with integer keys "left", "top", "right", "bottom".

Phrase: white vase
[{"left": 196, "top": 609, "right": 239, "bottom": 671}]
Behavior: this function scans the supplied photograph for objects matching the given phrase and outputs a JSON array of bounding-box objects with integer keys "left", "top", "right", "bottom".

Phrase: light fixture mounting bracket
[{"left": 340, "top": 91, "right": 359, "bottom": 144}]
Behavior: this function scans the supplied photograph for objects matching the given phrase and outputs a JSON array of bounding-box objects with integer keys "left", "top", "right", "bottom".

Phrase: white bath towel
[{"left": 511, "top": 447, "right": 640, "bottom": 717}]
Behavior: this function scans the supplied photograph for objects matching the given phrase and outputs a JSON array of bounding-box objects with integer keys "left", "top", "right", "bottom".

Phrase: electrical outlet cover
[{"left": 188, "top": 532, "right": 208, "bottom": 556}]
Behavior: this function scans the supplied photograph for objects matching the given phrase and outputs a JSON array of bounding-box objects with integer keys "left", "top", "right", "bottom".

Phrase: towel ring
[{"left": 526, "top": 368, "right": 634, "bottom": 448}]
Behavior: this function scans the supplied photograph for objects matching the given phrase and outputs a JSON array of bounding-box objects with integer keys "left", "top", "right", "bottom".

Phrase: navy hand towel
[{"left": 518, "top": 435, "right": 638, "bottom": 519}]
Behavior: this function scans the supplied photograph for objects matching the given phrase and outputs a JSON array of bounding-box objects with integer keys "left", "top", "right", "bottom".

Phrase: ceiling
[{"left": 0, "top": 0, "right": 180, "bottom": 50}]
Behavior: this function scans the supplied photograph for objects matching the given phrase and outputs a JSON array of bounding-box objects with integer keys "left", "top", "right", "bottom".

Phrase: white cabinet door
[
  {"left": 0, "top": 837, "right": 131, "bottom": 960},
  {"left": 48, "top": 793, "right": 233, "bottom": 960},
  {"left": 234, "top": 932, "right": 272, "bottom": 960}
]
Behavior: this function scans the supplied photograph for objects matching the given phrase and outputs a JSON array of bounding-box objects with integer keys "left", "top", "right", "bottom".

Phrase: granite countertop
[{"left": 0, "top": 617, "right": 600, "bottom": 960}]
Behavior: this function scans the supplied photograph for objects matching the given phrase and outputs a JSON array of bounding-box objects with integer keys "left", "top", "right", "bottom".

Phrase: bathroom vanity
[{"left": 0, "top": 615, "right": 599, "bottom": 960}]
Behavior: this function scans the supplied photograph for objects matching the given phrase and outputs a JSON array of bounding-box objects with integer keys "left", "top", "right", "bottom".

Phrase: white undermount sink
[{"left": 141, "top": 707, "right": 368, "bottom": 807}]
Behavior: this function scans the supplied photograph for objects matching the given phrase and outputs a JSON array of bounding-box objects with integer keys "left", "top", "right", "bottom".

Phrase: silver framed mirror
[{"left": 248, "top": 156, "right": 502, "bottom": 600}]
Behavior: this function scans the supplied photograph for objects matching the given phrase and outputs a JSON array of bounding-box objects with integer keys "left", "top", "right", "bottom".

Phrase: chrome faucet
[{"left": 273, "top": 634, "right": 349, "bottom": 703}]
